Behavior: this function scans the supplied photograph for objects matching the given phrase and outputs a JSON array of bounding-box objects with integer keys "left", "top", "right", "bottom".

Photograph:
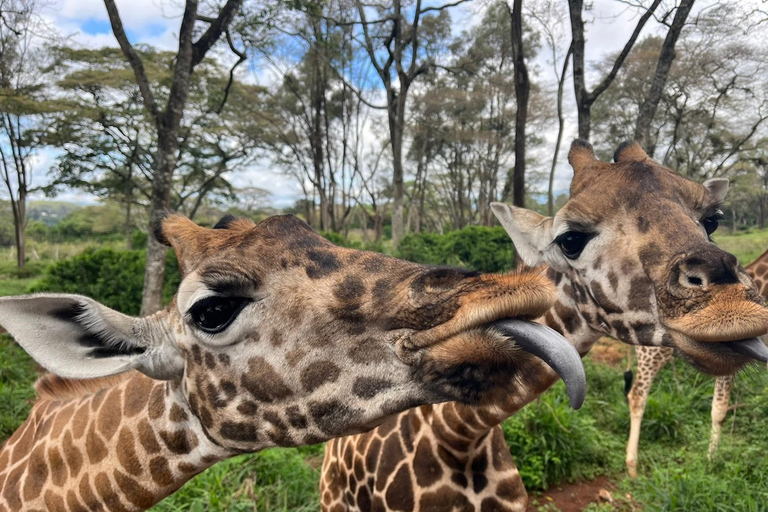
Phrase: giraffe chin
[{"left": 670, "top": 333, "right": 768, "bottom": 376}]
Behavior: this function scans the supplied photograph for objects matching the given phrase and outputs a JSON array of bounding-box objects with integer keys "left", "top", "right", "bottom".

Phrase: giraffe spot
[
  {"left": 204, "top": 351, "right": 217, "bottom": 370},
  {"left": 357, "top": 484, "right": 372, "bottom": 512},
  {"left": 50, "top": 403, "right": 75, "bottom": 439},
  {"left": 400, "top": 414, "right": 414, "bottom": 452},
  {"left": 637, "top": 215, "right": 650, "bottom": 233},
  {"left": 48, "top": 445, "right": 67, "bottom": 487},
  {"left": 66, "top": 488, "right": 87, "bottom": 512},
  {"left": 473, "top": 472, "right": 489, "bottom": 493},
  {"left": 352, "top": 377, "right": 394, "bottom": 399},
  {"left": 354, "top": 456, "right": 365, "bottom": 481},
  {"left": 452, "top": 472, "right": 468, "bottom": 487},
  {"left": 376, "top": 415, "right": 399, "bottom": 437},
  {"left": 191, "top": 344, "right": 203, "bottom": 365},
  {"left": 371, "top": 495, "right": 387, "bottom": 512},
  {"left": 220, "top": 422, "right": 259, "bottom": 443},
  {"left": 628, "top": 276, "right": 653, "bottom": 311},
  {"left": 347, "top": 342, "right": 390, "bottom": 364},
  {"left": 90, "top": 388, "right": 108, "bottom": 412},
  {"left": 633, "top": 322, "right": 656, "bottom": 344},
  {"left": 285, "top": 405, "right": 307, "bottom": 429},
  {"left": 365, "top": 437, "right": 382, "bottom": 474},
  {"left": 334, "top": 275, "right": 366, "bottom": 302},
  {"left": 2, "top": 464, "right": 24, "bottom": 511},
  {"left": 86, "top": 424, "right": 108, "bottom": 464},
  {"left": 480, "top": 497, "right": 511, "bottom": 512},
  {"left": 308, "top": 400, "right": 360, "bottom": 435},
  {"left": 169, "top": 403, "right": 189, "bottom": 422},
  {"left": 591, "top": 281, "right": 623, "bottom": 314},
  {"left": 78, "top": 474, "right": 99, "bottom": 511},
  {"left": 179, "top": 462, "right": 199, "bottom": 474},
  {"left": 138, "top": 418, "right": 162, "bottom": 454},
  {"left": 496, "top": 477, "right": 525, "bottom": 502},
  {"left": 639, "top": 242, "right": 664, "bottom": 269},
  {"left": 413, "top": 438, "right": 442, "bottom": 487},
  {"left": 43, "top": 490, "right": 66, "bottom": 512},
  {"left": 116, "top": 427, "right": 143, "bottom": 477},
  {"left": 270, "top": 330, "right": 284, "bottom": 347},
  {"left": 149, "top": 456, "right": 175, "bottom": 487},
  {"left": 97, "top": 387, "right": 123, "bottom": 441},
  {"left": 285, "top": 348, "right": 307, "bottom": 367},
  {"left": 237, "top": 400, "right": 260, "bottom": 416},
  {"left": 159, "top": 429, "right": 198, "bottom": 454},
  {"left": 611, "top": 320, "right": 631, "bottom": 342},
  {"left": 123, "top": 375, "right": 154, "bottom": 418},
  {"left": 62, "top": 431, "right": 83, "bottom": 478},
  {"left": 10, "top": 422, "right": 35, "bottom": 466},
  {"left": 301, "top": 361, "right": 341, "bottom": 392},
  {"left": 218, "top": 353, "right": 231, "bottom": 366},
  {"left": 490, "top": 429, "right": 508, "bottom": 471},
  {"left": 207, "top": 381, "right": 232, "bottom": 409},
  {"left": 375, "top": 436, "right": 404, "bottom": 492},
  {"left": 242, "top": 357, "right": 293, "bottom": 403},
  {"left": 607, "top": 271, "right": 619, "bottom": 292},
  {"left": 148, "top": 384, "right": 166, "bottom": 420},
  {"left": 419, "top": 486, "right": 474, "bottom": 512},
  {"left": 554, "top": 301, "right": 582, "bottom": 333},
  {"left": 306, "top": 249, "right": 342, "bottom": 279},
  {"left": 0, "top": 445, "right": 8, "bottom": 469},
  {"left": 96, "top": 472, "right": 132, "bottom": 512},
  {"left": 385, "top": 465, "right": 414, "bottom": 511}
]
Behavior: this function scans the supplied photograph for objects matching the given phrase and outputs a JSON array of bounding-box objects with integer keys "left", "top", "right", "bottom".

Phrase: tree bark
[
  {"left": 549, "top": 43, "right": 573, "bottom": 217},
  {"left": 104, "top": 0, "right": 243, "bottom": 314},
  {"left": 634, "top": 0, "right": 696, "bottom": 154},
  {"left": 568, "top": 0, "right": 662, "bottom": 140},
  {"left": 508, "top": 0, "right": 529, "bottom": 208}
]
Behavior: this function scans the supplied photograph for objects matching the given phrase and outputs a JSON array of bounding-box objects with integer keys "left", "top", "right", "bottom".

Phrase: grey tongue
[
  {"left": 727, "top": 337, "right": 768, "bottom": 363},
  {"left": 491, "top": 319, "right": 587, "bottom": 409}
]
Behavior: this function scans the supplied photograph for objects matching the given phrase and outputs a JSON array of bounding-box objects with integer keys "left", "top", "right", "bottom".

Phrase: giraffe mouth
[
  {"left": 490, "top": 319, "right": 587, "bottom": 409},
  {"left": 669, "top": 333, "right": 768, "bottom": 375},
  {"left": 720, "top": 337, "right": 768, "bottom": 362}
]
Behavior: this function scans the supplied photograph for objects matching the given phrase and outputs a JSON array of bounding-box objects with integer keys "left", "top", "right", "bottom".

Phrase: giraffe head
[
  {"left": 492, "top": 140, "right": 768, "bottom": 376},
  {"left": 0, "top": 214, "right": 585, "bottom": 453}
]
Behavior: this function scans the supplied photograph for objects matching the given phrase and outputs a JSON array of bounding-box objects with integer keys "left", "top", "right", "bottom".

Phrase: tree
[
  {"left": 104, "top": 0, "right": 246, "bottom": 314},
  {"left": 0, "top": 0, "right": 63, "bottom": 267},
  {"left": 352, "top": 0, "right": 460, "bottom": 248},
  {"left": 505, "top": 0, "right": 529, "bottom": 208},
  {"left": 633, "top": 0, "right": 695, "bottom": 152},
  {"left": 568, "top": 0, "right": 663, "bottom": 140}
]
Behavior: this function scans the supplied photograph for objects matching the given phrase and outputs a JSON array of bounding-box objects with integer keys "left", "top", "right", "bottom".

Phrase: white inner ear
[
  {"left": 491, "top": 202, "right": 564, "bottom": 269},
  {"left": 704, "top": 178, "right": 729, "bottom": 203},
  {"left": 0, "top": 294, "right": 182, "bottom": 381}
]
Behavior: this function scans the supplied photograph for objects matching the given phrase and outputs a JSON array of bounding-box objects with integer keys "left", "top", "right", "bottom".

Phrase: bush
[
  {"left": 397, "top": 226, "right": 514, "bottom": 272},
  {"left": 29, "top": 248, "right": 180, "bottom": 315}
]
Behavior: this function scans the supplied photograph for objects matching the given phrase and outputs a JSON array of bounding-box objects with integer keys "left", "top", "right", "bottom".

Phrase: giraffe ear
[
  {"left": 704, "top": 178, "right": 729, "bottom": 203},
  {"left": 491, "top": 202, "right": 565, "bottom": 270},
  {"left": 0, "top": 294, "right": 183, "bottom": 381}
]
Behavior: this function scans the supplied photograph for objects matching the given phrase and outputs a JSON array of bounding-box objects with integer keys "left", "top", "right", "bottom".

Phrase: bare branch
[{"left": 191, "top": 0, "right": 244, "bottom": 68}]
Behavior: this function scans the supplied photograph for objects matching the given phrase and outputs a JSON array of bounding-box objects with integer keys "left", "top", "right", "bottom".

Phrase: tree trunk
[
  {"left": 508, "top": 0, "right": 529, "bottom": 208},
  {"left": 390, "top": 89, "right": 407, "bottom": 248},
  {"left": 549, "top": 44, "right": 573, "bottom": 217},
  {"left": 13, "top": 197, "right": 25, "bottom": 268},
  {"left": 634, "top": 0, "right": 695, "bottom": 154},
  {"left": 141, "top": 132, "right": 176, "bottom": 315}
]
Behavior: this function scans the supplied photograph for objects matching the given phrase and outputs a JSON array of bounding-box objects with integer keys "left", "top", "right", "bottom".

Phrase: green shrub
[
  {"left": 28, "top": 248, "right": 181, "bottom": 315},
  {"left": 396, "top": 226, "right": 514, "bottom": 272},
  {"left": 0, "top": 334, "right": 37, "bottom": 441}
]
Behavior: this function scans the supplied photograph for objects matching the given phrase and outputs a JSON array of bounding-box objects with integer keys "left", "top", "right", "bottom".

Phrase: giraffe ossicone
[
  {"left": 0, "top": 213, "right": 583, "bottom": 512},
  {"left": 321, "top": 140, "right": 768, "bottom": 512}
]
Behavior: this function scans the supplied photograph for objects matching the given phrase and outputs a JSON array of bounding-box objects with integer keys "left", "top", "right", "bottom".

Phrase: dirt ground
[
  {"left": 587, "top": 337, "right": 628, "bottom": 368},
  {"left": 525, "top": 476, "right": 617, "bottom": 512}
]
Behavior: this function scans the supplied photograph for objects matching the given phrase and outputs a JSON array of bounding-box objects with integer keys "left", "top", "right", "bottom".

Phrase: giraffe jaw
[
  {"left": 670, "top": 333, "right": 768, "bottom": 375},
  {"left": 491, "top": 319, "right": 587, "bottom": 410}
]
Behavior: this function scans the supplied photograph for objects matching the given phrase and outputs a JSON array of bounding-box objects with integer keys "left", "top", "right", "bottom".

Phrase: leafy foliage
[
  {"left": 28, "top": 248, "right": 180, "bottom": 315},
  {"left": 396, "top": 226, "right": 514, "bottom": 272}
]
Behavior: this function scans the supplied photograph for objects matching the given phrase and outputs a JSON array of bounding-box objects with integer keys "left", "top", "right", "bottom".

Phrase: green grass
[{"left": 713, "top": 227, "right": 768, "bottom": 265}]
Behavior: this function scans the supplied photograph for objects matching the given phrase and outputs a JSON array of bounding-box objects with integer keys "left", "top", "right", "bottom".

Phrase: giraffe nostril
[{"left": 687, "top": 275, "right": 703, "bottom": 287}]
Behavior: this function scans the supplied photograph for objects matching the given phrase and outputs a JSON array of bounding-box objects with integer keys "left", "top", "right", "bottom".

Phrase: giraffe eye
[
  {"left": 189, "top": 297, "right": 252, "bottom": 334},
  {"left": 554, "top": 231, "right": 595, "bottom": 260},
  {"left": 702, "top": 214, "right": 721, "bottom": 236}
]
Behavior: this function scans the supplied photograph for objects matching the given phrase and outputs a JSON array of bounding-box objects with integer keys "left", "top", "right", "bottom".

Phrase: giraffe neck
[
  {"left": 0, "top": 372, "right": 229, "bottom": 512},
  {"left": 745, "top": 248, "right": 768, "bottom": 296}
]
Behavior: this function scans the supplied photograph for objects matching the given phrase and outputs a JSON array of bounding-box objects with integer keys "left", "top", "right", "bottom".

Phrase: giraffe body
[
  {"left": 625, "top": 249, "right": 768, "bottom": 476},
  {"left": 0, "top": 214, "right": 584, "bottom": 511},
  {"left": 322, "top": 140, "right": 768, "bottom": 512}
]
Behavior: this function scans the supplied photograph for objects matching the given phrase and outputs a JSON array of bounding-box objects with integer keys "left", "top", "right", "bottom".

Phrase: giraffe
[
  {"left": 625, "top": 245, "right": 768, "bottom": 477},
  {"left": 320, "top": 140, "right": 768, "bottom": 512},
  {"left": 0, "top": 213, "right": 587, "bottom": 512}
]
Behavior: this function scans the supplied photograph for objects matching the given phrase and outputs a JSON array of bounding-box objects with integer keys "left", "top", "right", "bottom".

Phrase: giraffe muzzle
[{"left": 490, "top": 319, "right": 587, "bottom": 409}]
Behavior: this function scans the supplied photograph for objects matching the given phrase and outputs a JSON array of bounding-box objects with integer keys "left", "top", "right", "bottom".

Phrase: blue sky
[{"left": 31, "top": 0, "right": 680, "bottom": 208}]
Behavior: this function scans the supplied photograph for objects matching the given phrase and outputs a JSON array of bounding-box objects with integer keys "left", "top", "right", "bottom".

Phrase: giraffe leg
[
  {"left": 625, "top": 346, "right": 673, "bottom": 478},
  {"left": 708, "top": 374, "right": 734, "bottom": 459}
]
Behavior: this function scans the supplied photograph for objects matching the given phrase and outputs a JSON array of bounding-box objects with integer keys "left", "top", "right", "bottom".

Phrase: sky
[{"left": 31, "top": 0, "right": 683, "bottom": 208}]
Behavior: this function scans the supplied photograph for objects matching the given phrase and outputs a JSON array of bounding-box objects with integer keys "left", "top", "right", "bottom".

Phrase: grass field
[{"left": 1, "top": 227, "right": 768, "bottom": 511}]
